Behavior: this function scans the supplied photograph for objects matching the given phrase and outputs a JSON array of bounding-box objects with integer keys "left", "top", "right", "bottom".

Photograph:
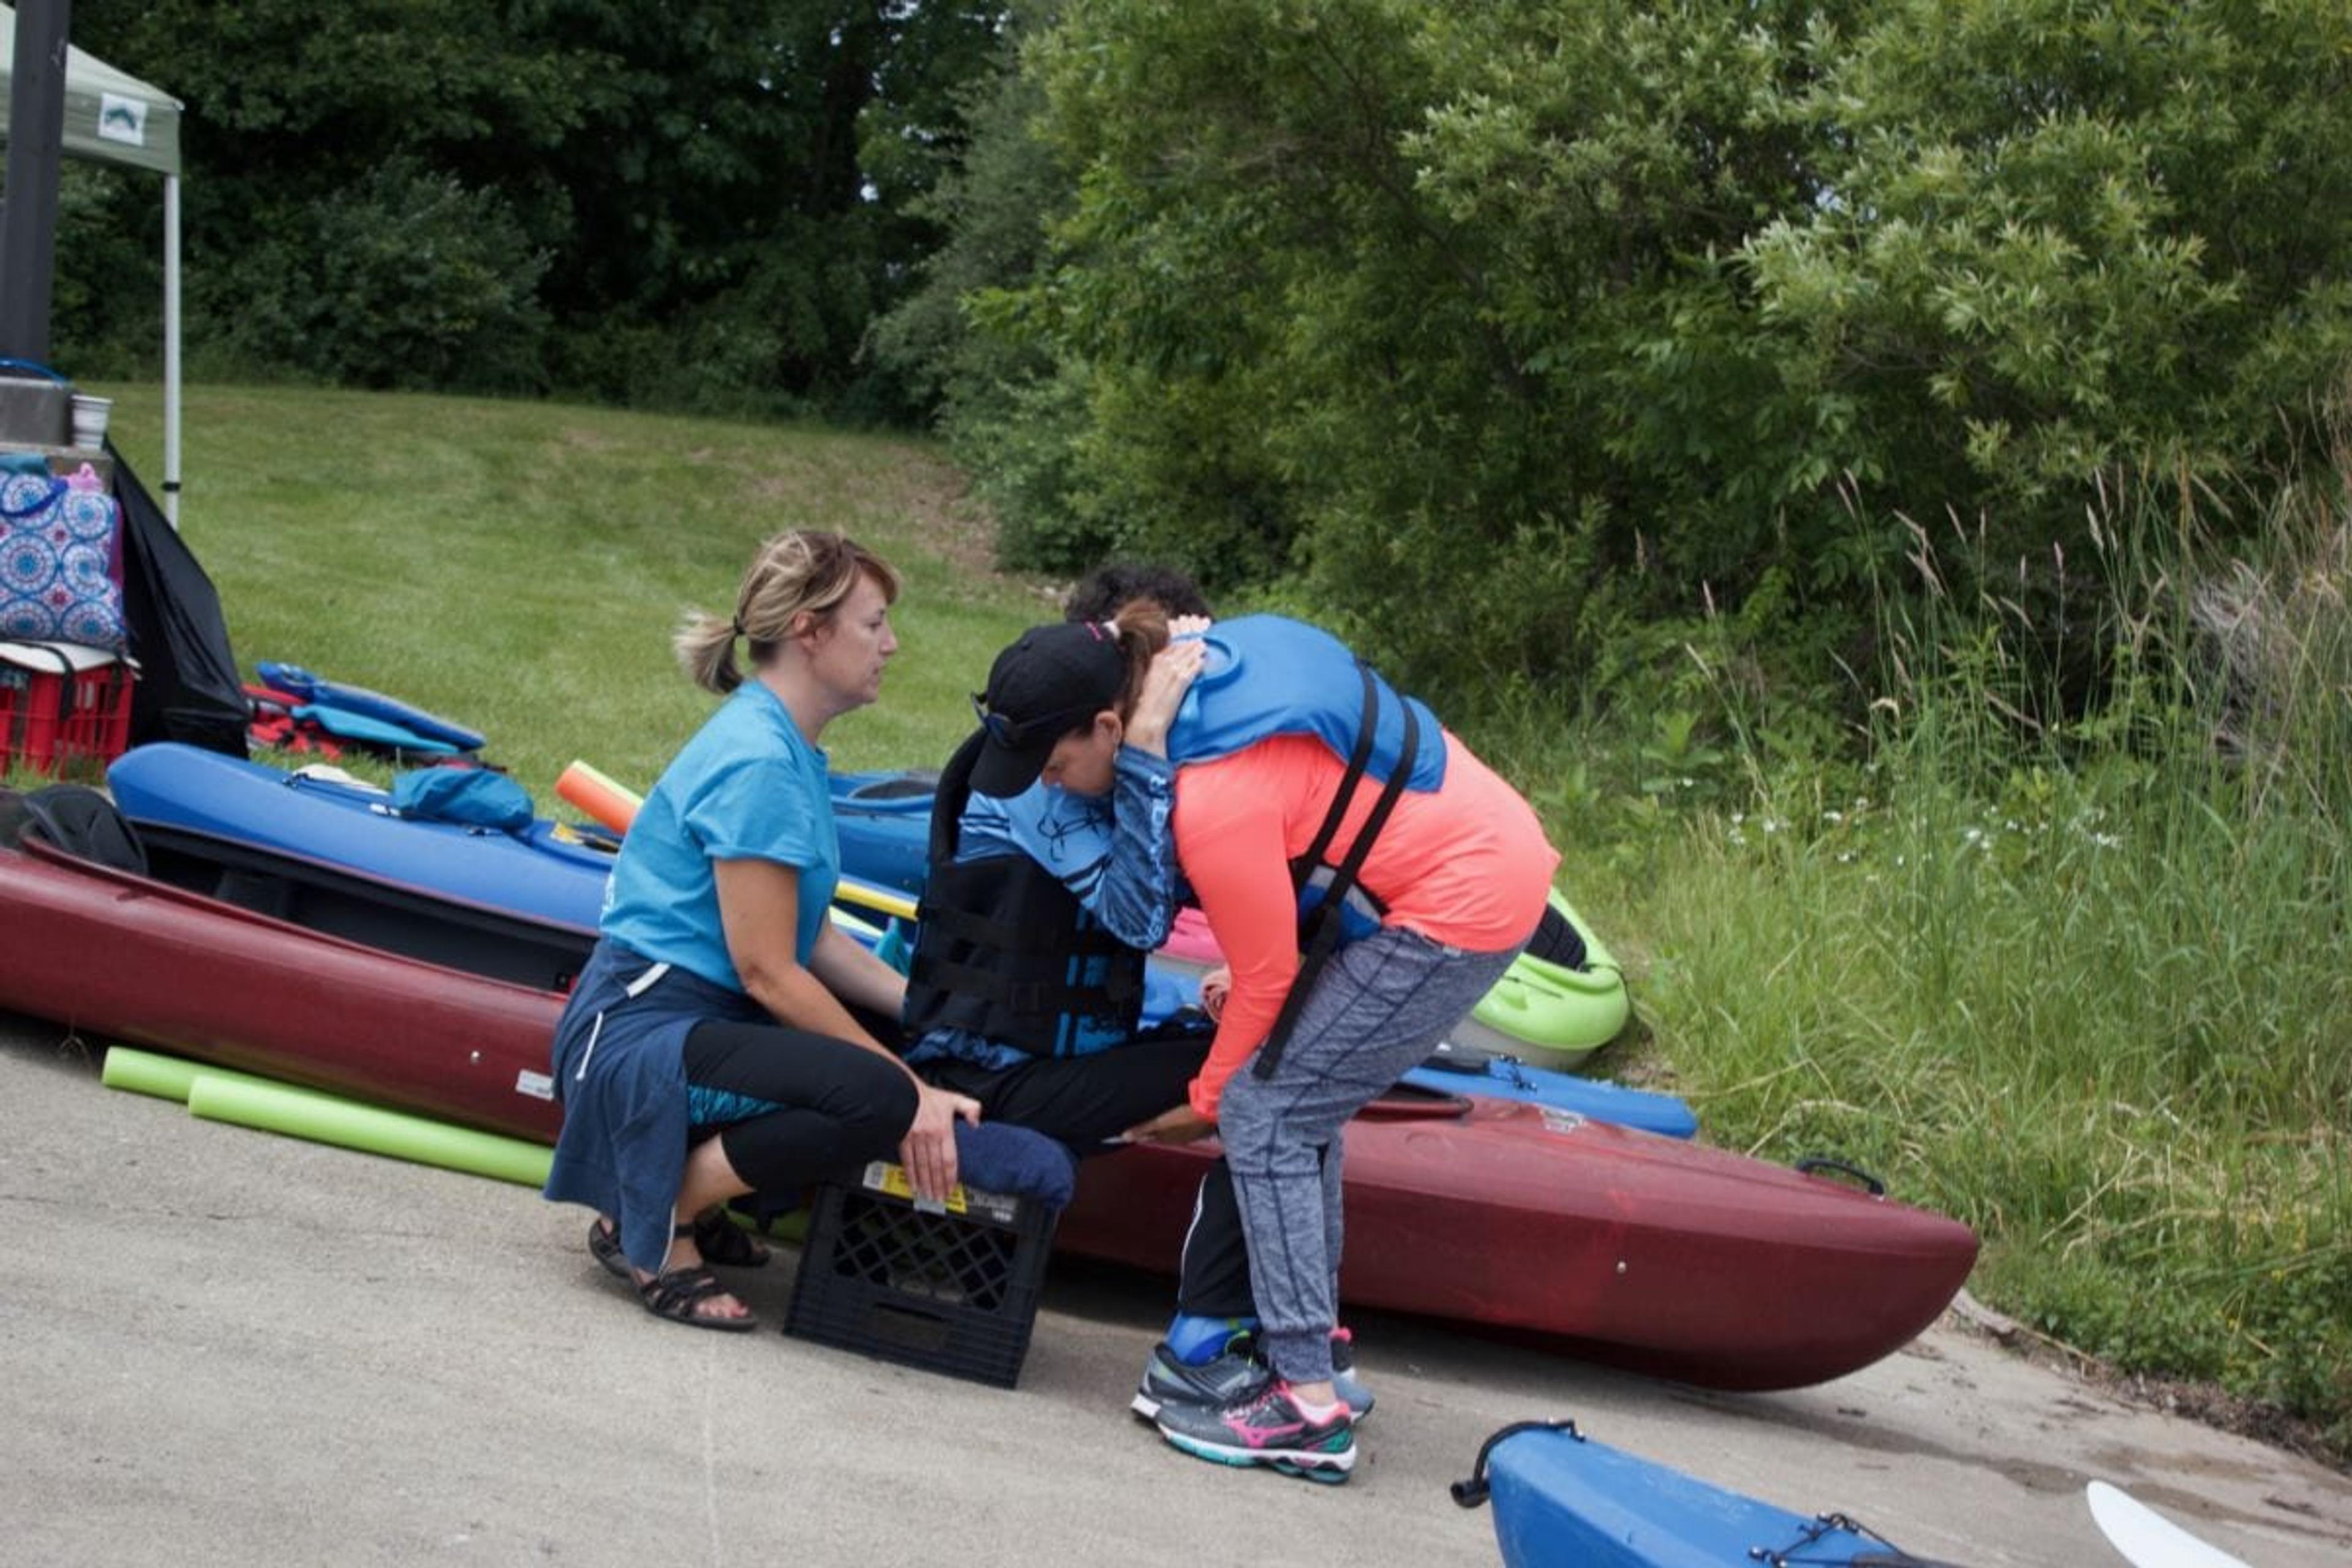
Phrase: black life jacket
[{"left": 900, "top": 730, "right": 1147, "bottom": 1058}]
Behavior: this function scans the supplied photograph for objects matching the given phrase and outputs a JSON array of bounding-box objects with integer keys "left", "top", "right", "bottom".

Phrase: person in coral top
[{"left": 967, "top": 610, "right": 1557, "bottom": 1483}]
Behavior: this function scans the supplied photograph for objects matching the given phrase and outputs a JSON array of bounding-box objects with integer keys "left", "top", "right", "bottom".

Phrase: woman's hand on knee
[{"left": 901, "top": 1082, "right": 981, "bottom": 1200}]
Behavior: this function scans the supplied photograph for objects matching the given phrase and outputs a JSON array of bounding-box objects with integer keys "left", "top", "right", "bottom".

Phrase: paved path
[{"left": 2, "top": 1021, "right": 2346, "bottom": 1567}]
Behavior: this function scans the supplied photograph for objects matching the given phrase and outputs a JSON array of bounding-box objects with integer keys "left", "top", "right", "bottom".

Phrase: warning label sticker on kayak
[
  {"left": 1541, "top": 1108, "right": 1587, "bottom": 1136},
  {"left": 515, "top": 1069, "right": 556, "bottom": 1101}
]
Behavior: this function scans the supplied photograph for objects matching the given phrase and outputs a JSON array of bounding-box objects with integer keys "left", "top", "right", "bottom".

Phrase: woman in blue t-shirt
[{"left": 543, "top": 530, "right": 978, "bottom": 1332}]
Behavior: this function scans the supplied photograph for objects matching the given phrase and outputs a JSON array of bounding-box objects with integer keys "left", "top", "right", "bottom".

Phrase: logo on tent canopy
[{"left": 98, "top": 94, "right": 148, "bottom": 148}]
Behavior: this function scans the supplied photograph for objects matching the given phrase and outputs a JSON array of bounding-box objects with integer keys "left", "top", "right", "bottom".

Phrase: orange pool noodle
[{"left": 556, "top": 760, "right": 643, "bottom": 834}]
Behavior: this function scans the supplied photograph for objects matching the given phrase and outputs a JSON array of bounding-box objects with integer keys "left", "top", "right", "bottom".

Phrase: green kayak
[{"left": 1450, "top": 890, "right": 1630, "bottom": 1070}]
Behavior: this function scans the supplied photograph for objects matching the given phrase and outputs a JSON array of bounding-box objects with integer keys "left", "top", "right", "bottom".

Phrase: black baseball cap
[{"left": 968, "top": 622, "right": 1126, "bottom": 797}]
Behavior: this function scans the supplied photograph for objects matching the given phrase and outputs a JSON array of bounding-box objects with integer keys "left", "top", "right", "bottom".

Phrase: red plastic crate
[{"left": 0, "top": 642, "right": 137, "bottom": 773}]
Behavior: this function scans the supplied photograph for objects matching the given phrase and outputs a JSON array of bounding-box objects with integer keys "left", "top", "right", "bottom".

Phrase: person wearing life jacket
[
  {"left": 900, "top": 601, "right": 1211, "bottom": 1136},
  {"left": 902, "top": 567, "right": 1380, "bottom": 1427},
  {"left": 967, "top": 609, "right": 1558, "bottom": 1483}
]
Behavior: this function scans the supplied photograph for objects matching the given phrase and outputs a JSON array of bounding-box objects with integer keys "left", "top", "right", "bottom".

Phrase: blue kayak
[
  {"left": 1405, "top": 1047, "right": 1694, "bottom": 1138},
  {"left": 110, "top": 743, "right": 613, "bottom": 930},
  {"left": 831, "top": 766, "right": 937, "bottom": 897},
  {"left": 288, "top": 703, "right": 463, "bottom": 757},
  {"left": 1137, "top": 962, "right": 1695, "bottom": 1140},
  {"left": 1453, "top": 1422, "right": 1961, "bottom": 1567},
  {"left": 108, "top": 744, "right": 1694, "bottom": 1136},
  {"left": 256, "top": 661, "right": 488, "bottom": 753}
]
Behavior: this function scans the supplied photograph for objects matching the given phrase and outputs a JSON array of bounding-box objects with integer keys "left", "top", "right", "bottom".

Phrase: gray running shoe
[{"left": 1130, "top": 1340, "right": 1271, "bottom": 1421}]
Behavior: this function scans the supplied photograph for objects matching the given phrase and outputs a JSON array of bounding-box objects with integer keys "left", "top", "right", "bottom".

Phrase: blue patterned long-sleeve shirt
[{"left": 904, "top": 745, "right": 1183, "bottom": 1069}]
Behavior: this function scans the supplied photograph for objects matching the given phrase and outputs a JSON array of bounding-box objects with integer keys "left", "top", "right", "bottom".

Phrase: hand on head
[{"left": 1125, "top": 636, "right": 1207, "bottom": 752}]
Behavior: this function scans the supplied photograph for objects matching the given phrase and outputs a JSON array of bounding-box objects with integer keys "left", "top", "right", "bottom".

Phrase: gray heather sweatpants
[{"left": 1216, "top": 925, "right": 1523, "bottom": 1387}]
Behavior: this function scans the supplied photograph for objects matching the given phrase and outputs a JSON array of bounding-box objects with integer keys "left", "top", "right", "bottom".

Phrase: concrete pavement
[{"left": 2, "top": 1019, "right": 2347, "bottom": 1567}]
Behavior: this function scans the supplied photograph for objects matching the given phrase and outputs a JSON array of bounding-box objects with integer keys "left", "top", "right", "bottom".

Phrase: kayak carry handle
[
  {"left": 1357, "top": 1085, "right": 1472, "bottom": 1121},
  {"left": 1794, "top": 1155, "right": 1886, "bottom": 1196},
  {"left": 1449, "top": 1419, "right": 1580, "bottom": 1508},
  {"left": 1419, "top": 1039, "right": 1496, "bottom": 1074}
]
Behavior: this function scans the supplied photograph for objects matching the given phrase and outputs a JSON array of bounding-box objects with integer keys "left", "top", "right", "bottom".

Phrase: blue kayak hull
[
  {"left": 110, "top": 744, "right": 612, "bottom": 930},
  {"left": 1401, "top": 1060, "right": 1694, "bottom": 1139},
  {"left": 1481, "top": 1425, "right": 1939, "bottom": 1568},
  {"left": 831, "top": 768, "right": 935, "bottom": 898},
  {"left": 256, "top": 660, "right": 487, "bottom": 752}
]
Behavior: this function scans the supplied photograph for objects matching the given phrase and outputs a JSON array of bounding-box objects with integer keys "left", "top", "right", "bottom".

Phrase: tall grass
[{"left": 1627, "top": 471, "right": 2352, "bottom": 1455}]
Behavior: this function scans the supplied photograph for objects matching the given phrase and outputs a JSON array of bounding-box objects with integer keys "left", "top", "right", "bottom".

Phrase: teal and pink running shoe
[
  {"left": 1133, "top": 1327, "right": 1377, "bottom": 1423},
  {"left": 1154, "top": 1381, "right": 1356, "bottom": 1483}
]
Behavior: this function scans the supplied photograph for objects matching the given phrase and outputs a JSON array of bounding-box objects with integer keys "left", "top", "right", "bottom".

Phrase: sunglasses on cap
[{"left": 970, "top": 692, "right": 1102, "bottom": 748}]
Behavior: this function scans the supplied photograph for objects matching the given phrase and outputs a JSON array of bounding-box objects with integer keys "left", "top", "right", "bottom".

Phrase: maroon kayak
[
  {"left": 0, "top": 834, "right": 1977, "bottom": 1389},
  {"left": 0, "top": 837, "right": 568, "bottom": 1143},
  {"left": 1057, "top": 1102, "right": 1978, "bottom": 1390}
]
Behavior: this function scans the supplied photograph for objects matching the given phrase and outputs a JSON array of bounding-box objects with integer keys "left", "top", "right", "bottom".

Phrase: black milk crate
[{"left": 784, "top": 1160, "right": 1058, "bottom": 1388}]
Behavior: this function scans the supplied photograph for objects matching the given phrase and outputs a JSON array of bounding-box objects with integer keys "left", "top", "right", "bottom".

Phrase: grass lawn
[{"left": 91, "top": 380, "right": 1065, "bottom": 801}]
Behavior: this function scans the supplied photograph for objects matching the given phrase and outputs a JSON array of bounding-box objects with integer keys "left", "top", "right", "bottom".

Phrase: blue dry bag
[{"left": 391, "top": 767, "right": 533, "bottom": 832}]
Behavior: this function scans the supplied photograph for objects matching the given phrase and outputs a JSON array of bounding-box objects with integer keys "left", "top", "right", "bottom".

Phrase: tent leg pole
[{"left": 164, "top": 175, "right": 183, "bottom": 528}]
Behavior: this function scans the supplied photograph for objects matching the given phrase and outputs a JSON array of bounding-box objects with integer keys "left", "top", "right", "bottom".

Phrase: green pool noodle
[
  {"left": 748, "top": 1207, "right": 810, "bottom": 1245},
  {"left": 100, "top": 1045, "right": 328, "bottom": 1106},
  {"left": 186, "top": 1074, "right": 554, "bottom": 1189}
]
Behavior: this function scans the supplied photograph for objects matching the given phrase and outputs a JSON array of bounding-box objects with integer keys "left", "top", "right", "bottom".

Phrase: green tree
[
  {"left": 64, "top": 0, "right": 1013, "bottom": 409},
  {"left": 913, "top": 0, "right": 2352, "bottom": 723},
  {"left": 998, "top": 0, "right": 1869, "bottom": 702},
  {"left": 869, "top": 3, "right": 1101, "bottom": 560}
]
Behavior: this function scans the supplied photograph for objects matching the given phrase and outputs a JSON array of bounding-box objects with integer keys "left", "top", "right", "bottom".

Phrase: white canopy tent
[{"left": 0, "top": 6, "right": 183, "bottom": 521}]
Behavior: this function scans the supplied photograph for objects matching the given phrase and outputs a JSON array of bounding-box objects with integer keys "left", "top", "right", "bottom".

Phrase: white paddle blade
[{"left": 2086, "top": 1481, "right": 2255, "bottom": 1568}]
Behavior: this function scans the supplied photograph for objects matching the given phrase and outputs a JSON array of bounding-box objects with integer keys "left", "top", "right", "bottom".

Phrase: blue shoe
[
  {"left": 1131, "top": 1340, "right": 1271, "bottom": 1421},
  {"left": 1155, "top": 1381, "right": 1356, "bottom": 1483},
  {"left": 1328, "top": 1327, "right": 1376, "bottom": 1422}
]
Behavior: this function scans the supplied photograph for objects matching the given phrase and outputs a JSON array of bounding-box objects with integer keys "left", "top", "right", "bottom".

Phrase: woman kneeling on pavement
[
  {"left": 965, "top": 608, "right": 1556, "bottom": 1481},
  {"left": 542, "top": 530, "right": 978, "bottom": 1332}
]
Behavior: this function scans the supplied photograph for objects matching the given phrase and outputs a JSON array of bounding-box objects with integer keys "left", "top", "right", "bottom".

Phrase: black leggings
[
  {"left": 919, "top": 1034, "right": 1255, "bottom": 1317},
  {"left": 918, "top": 1035, "right": 1207, "bottom": 1153},
  {"left": 682, "top": 1020, "right": 916, "bottom": 1193}
]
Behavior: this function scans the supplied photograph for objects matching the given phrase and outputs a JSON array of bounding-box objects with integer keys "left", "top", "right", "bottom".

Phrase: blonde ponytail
[{"left": 673, "top": 530, "right": 900, "bottom": 696}]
